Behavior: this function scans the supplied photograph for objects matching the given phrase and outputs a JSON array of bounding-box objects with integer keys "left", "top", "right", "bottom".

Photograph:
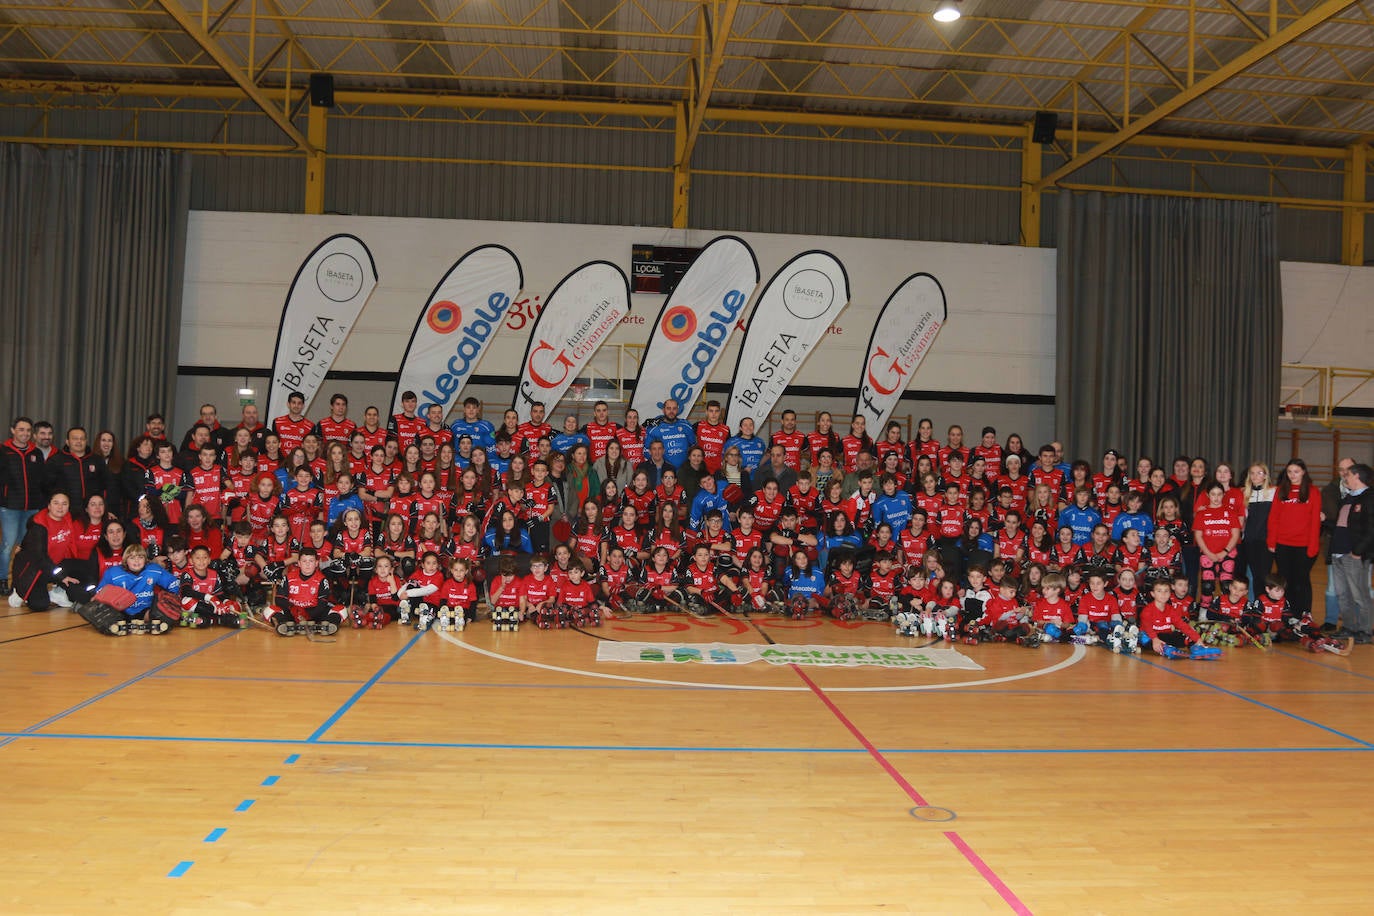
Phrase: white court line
[{"left": 434, "top": 628, "right": 1087, "bottom": 692}]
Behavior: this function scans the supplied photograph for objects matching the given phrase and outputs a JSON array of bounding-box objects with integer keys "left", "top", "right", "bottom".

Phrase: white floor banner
[{"left": 596, "top": 642, "right": 983, "bottom": 670}]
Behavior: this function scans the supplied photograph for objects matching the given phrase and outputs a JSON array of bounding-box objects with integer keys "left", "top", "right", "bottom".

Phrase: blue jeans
[{"left": 0, "top": 507, "right": 38, "bottom": 581}]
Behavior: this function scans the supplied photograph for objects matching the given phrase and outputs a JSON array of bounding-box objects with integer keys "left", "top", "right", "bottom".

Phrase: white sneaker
[
  {"left": 49, "top": 587, "right": 72, "bottom": 608},
  {"left": 8, "top": 589, "right": 22, "bottom": 608}
]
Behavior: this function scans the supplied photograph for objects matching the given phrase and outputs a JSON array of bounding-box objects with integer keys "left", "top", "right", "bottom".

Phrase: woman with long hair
[
  {"left": 1241, "top": 463, "right": 1276, "bottom": 593},
  {"left": 1266, "top": 458, "right": 1323, "bottom": 619}
]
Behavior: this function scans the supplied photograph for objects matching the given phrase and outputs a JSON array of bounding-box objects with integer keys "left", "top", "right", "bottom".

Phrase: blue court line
[
  {"left": 1132, "top": 656, "right": 1374, "bottom": 749},
  {"left": 261, "top": 775, "right": 279, "bottom": 786},
  {"left": 1271, "top": 647, "right": 1374, "bottom": 681},
  {"left": 0, "top": 729, "right": 1365, "bottom": 755},
  {"left": 284, "top": 754, "right": 299, "bottom": 764},
  {"left": 306, "top": 630, "right": 425, "bottom": 742},
  {"left": 204, "top": 828, "right": 226, "bottom": 843},
  {"left": 235, "top": 799, "right": 255, "bottom": 812},
  {"left": 151, "top": 674, "right": 368, "bottom": 685},
  {"left": 0, "top": 632, "right": 236, "bottom": 751},
  {"left": 167, "top": 861, "right": 193, "bottom": 878}
]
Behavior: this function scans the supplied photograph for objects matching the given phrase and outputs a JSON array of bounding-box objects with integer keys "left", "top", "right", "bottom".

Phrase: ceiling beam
[
  {"left": 1033, "top": 0, "right": 1356, "bottom": 192},
  {"left": 0, "top": 77, "right": 1353, "bottom": 163},
  {"left": 680, "top": 0, "right": 740, "bottom": 167},
  {"left": 151, "top": 0, "right": 313, "bottom": 152}
]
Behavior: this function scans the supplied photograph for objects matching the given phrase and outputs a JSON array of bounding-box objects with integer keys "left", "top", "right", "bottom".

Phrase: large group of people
[{"left": 2, "top": 391, "right": 1371, "bottom": 655}]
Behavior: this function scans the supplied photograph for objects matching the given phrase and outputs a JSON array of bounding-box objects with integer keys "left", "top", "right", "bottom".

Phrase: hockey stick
[{"left": 1236, "top": 623, "right": 1272, "bottom": 652}]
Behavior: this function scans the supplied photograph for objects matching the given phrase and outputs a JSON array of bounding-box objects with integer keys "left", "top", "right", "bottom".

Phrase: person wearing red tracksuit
[{"left": 1266, "top": 459, "right": 1323, "bottom": 621}]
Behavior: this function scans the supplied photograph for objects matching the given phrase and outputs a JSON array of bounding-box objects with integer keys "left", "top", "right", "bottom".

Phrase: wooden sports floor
[{"left": 3, "top": 575, "right": 1372, "bottom": 914}]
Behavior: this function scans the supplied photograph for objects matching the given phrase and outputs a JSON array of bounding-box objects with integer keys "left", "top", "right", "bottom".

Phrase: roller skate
[
  {"left": 436, "top": 605, "right": 452, "bottom": 632},
  {"left": 892, "top": 612, "right": 920, "bottom": 637},
  {"left": 315, "top": 619, "right": 339, "bottom": 636},
  {"left": 1016, "top": 630, "right": 1042, "bottom": 648},
  {"left": 417, "top": 607, "right": 434, "bottom": 631},
  {"left": 920, "top": 613, "right": 936, "bottom": 637},
  {"left": 371, "top": 609, "right": 388, "bottom": 629},
  {"left": 1124, "top": 624, "right": 1141, "bottom": 654},
  {"left": 454, "top": 608, "right": 467, "bottom": 631},
  {"left": 1189, "top": 643, "right": 1221, "bottom": 660},
  {"left": 351, "top": 606, "right": 368, "bottom": 629},
  {"left": 397, "top": 599, "right": 411, "bottom": 627}
]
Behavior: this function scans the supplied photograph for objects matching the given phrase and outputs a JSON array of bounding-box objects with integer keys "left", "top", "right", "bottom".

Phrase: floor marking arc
[{"left": 434, "top": 629, "right": 1087, "bottom": 691}]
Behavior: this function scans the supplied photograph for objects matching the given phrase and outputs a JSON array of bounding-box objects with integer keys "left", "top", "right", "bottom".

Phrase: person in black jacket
[
  {"left": 1, "top": 417, "right": 46, "bottom": 595},
  {"left": 47, "top": 427, "right": 108, "bottom": 506},
  {"left": 1329, "top": 464, "right": 1374, "bottom": 645}
]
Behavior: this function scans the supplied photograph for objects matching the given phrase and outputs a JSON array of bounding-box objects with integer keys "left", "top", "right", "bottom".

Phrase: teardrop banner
[
  {"left": 628, "top": 235, "right": 760, "bottom": 417},
  {"left": 391, "top": 244, "right": 524, "bottom": 418},
  {"left": 266, "top": 234, "right": 379, "bottom": 420},
  {"left": 726, "top": 250, "right": 850, "bottom": 430},
  {"left": 853, "top": 273, "right": 948, "bottom": 431},
  {"left": 512, "top": 260, "right": 632, "bottom": 423}
]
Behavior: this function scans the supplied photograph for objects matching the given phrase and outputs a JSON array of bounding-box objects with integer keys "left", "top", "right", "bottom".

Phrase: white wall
[
  {"left": 1279, "top": 261, "right": 1374, "bottom": 410},
  {"left": 179, "top": 211, "right": 1058, "bottom": 396}
]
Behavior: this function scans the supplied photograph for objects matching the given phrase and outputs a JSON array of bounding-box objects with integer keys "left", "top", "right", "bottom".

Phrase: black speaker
[
  {"left": 1031, "top": 111, "right": 1057, "bottom": 145},
  {"left": 309, "top": 73, "right": 335, "bottom": 108}
]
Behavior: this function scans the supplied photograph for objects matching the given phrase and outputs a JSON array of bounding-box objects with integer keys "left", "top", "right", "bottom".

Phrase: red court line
[{"left": 787, "top": 662, "right": 1033, "bottom": 914}]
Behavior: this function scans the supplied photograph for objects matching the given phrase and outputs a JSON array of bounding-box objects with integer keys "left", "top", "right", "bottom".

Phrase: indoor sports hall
[{"left": 4, "top": 1, "right": 1374, "bottom": 913}]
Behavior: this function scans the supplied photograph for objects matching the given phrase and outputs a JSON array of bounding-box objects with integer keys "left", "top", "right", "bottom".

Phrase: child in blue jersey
[
  {"left": 783, "top": 548, "right": 827, "bottom": 616},
  {"left": 89, "top": 544, "right": 181, "bottom": 635}
]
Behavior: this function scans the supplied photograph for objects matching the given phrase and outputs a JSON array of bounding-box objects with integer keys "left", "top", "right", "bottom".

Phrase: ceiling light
[{"left": 933, "top": 1, "right": 961, "bottom": 23}]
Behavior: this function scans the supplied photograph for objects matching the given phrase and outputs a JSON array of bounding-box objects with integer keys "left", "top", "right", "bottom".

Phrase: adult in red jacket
[
  {"left": 1267, "top": 459, "right": 1323, "bottom": 618},
  {"left": 1, "top": 417, "right": 47, "bottom": 594},
  {"left": 9, "top": 492, "right": 84, "bottom": 611}
]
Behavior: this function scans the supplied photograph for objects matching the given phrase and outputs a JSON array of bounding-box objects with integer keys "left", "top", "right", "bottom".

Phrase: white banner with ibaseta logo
[
  {"left": 267, "top": 234, "right": 379, "bottom": 419},
  {"left": 597, "top": 642, "right": 983, "bottom": 670}
]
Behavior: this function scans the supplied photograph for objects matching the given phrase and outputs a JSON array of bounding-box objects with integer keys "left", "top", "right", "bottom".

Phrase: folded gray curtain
[
  {"left": 1055, "top": 190, "right": 1281, "bottom": 469},
  {"left": 0, "top": 143, "right": 191, "bottom": 443}
]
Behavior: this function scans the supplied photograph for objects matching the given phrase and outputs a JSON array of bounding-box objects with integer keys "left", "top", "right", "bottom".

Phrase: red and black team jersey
[
  {"left": 637, "top": 564, "right": 677, "bottom": 598},
  {"left": 729, "top": 528, "right": 764, "bottom": 567},
  {"left": 741, "top": 567, "right": 773, "bottom": 596},
  {"left": 655, "top": 483, "right": 685, "bottom": 508},
  {"left": 356, "top": 427, "right": 387, "bottom": 453},
  {"left": 750, "top": 492, "right": 786, "bottom": 531},
  {"left": 973, "top": 444, "right": 1003, "bottom": 478},
  {"left": 1193, "top": 505, "right": 1238, "bottom": 554},
  {"left": 996, "top": 475, "right": 1031, "bottom": 511},
  {"left": 180, "top": 568, "right": 222, "bottom": 600},
  {"left": 273, "top": 416, "right": 314, "bottom": 452},
  {"left": 900, "top": 528, "right": 935, "bottom": 563},
  {"left": 1029, "top": 466, "right": 1066, "bottom": 501},
  {"left": 874, "top": 439, "right": 905, "bottom": 468},
  {"left": 615, "top": 427, "right": 644, "bottom": 465},
  {"left": 573, "top": 527, "right": 602, "bottom": 561},
  {"left": 1113, "top": 544, "right": 1145, "bottom": 572},
  {"left": 284, "top": 569, "right": 331, "bottom": 610},
  {"left": 694, "top": 422, "right": 730, "bottom": 473},
  {"left": 262, "top": 536, "right": 299, "bottom": 564},
  {"left": 229, "top": 539, "right": 259, "bottom": 574},
  {"left": 647, "top": 527, "right": 683, "bottom": 558},
  {"left": 1032, "top": 596, "right": 1073, "bottom": 625},
  {"left": 185, "top": 526, "right": 224, "bottom": 557},
  {"left": 1253, "top": 594, "right": 1289, "bottom": 625},
  {"left": 828, "top": 567, "right": 863, "bottom": 596},
  {"left": 995, "top": 528, "right": 1026, "bottom": 564},
  {"left": 1052, "top": 543, "right": 1082, "bottom": 570},
  {"left": 447, "top": 538, "right": 482, "bottom": 566},
  {"left": 915, "top": 491, "right": 944, "bottom": 517},
  {"left": 1114, "top": 587, "right": 1141, "bottom": 615},
  {"left": 680, "top": 563, "right": 719, "bottom": 598},
  {"left": 806, "top": 430, "right": 842, "bottom": 467},
  {"left": 224, "top": 469, "right": 254, "bottom": 511},
  {"left": 604, "top": 525, "right": 647, "bottom": 556},
  {"left": 283, "top": 487, "right": 322, "bottom": 523},
  {"left": 313, "top": 417, "right": 357, "bottom": 444},
  {"left": 1100, "top": 502, "right": 1123, "bottom": 528},
  {"left": 390, "top": 414, "right": 426, "bottom": 451},
  {"left": 840, "top": 436, "right": 867, "bottom": 473},
  {"left": 1209, "top": 593, "right": 1247, "bottom": 620},
  {"left": 583, "top": 421, "right": 620, "bottom": 462},
  {"left": 787, "top": 485, "right": 823, "bottom": 527},
  {"left": 331, "top": 529, "right": 373, "bottom": 556},
  {"left": 414, "top": 535, "right": 446, "bottom": 558},
  {"left": 908, "top": 438, "right": 941, "bottom": 464},
  {"left": 408, "top": 493, "right": 450, "bottom": 531},
  {"left": 864, "top": 568, "right": 901, "bottom": 602},
  {"left": 490, "top": 575, "right": 522, "bottom": 608},
  {"left": 1145, "top": 542, "right": 1182, "bottom": 572},
  {"left": 599, "top": 563, "right": 632, "bottom": 595},
  {"left": 933, "top": 505, "right": 966, "bottom": 540},
  {"left": 377, "top": 533, "right": 415, "bottom": 559},
  {"left": 769, "top": 431, "right": 807, "bottom": 471}
]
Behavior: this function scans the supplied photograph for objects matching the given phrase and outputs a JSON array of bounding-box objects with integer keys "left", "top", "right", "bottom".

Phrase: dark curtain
[
  {"left": 0, "top": 143, "right": 191, "bottom": 444},
  {"left": 1055, "top": 190, "right": 1281, "bottom": 469}
]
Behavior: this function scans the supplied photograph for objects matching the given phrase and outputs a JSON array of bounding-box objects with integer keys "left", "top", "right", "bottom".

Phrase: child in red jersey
[
  {"left": 736, "top": 548, "right": 778, "bottom": 615},
  {"left": 399, "top": 551, "right": 445, "bottom": 629},
  {"left": 1197, "top": 576, "right": 1247, "bottom": 647},
  {"left": 521, "top": 554, "right": 559, "bottom": 625},
  {"left": 597, "top": 546, "right": 634, "bottom": 613},
  {"left": 1140, "top": 579, "right": 1220, "bottom": 659},
  {"left": 925, "top": 578, "right": 961, "bottom": 641},
  {"left": 1077, "top": 568, "right": 1123, "bottom": 646},
  {"left": 963, "top": 576, "right": 1039, "bottom": 646},
  {"left": 555, "top": 562, "right": 603, "bottom": 627},
  {"left": 1032, "top": 573, "right": 1074, "bottom": 643},
  {"left": 434, "top": 557, "right": 478, "bottom": 631},
  {"left": 363, "top": 554, "right": 402, "bottom": 627},
  {"left": 488, "top": 556, "right": 523, "bottom": 629}
]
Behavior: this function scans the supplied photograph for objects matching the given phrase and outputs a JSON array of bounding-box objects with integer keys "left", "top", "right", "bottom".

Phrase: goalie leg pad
[{"left": 77, "top": 600, "right": 128, "bottom": 636}]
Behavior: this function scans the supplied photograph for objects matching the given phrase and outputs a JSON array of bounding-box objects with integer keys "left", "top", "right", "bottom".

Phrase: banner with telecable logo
[
  {"left": 853, "top": 273, "right": 948, "bottom": 432},
  {"left": 512, "top": 260, "right": 631, "bottom": 423},
  {"left": 727, "top": 251, "right": 850, "bottom": 429},
  {"left": 596, "top": 641, "right": 983, "bottom": 670},
  {"left": 629, "top": 236, "right": 760, "bottom": 418},
  {"left": 267, "top": 234, "right": 379, "bottom": 419},
  {"left": 391, "top": 245, "right": 524, "bottom": 420}
]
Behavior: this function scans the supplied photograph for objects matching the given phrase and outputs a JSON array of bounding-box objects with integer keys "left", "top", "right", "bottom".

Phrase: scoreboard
[{"left": 631, "top": 244, "right": 703, "bottom": 296}]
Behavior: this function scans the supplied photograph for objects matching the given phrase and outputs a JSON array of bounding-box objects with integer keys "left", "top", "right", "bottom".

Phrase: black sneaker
[
  {"left": 1321, "top": 622, "right": 1339, "bottom": 634},
  {"left": 1354, "top": 633, "right": 1373, "bottom": 645}
]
